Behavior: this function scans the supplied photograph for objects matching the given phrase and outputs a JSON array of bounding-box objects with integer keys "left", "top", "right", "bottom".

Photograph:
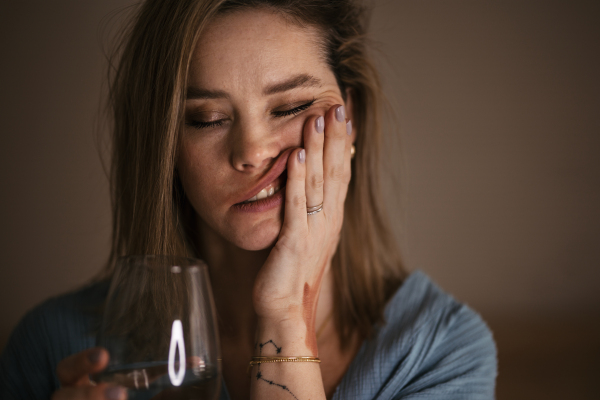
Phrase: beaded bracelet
[{"left": 247, "top": 356, "right": 321, "bottom": 373}]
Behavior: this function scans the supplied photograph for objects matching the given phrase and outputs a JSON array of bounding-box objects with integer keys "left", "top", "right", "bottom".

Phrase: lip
[
  {"left": 232, "top": 185, "right": 285, "bottom": 213},
  {"left": 232, "top": 147, "right": 296, "bottom": 205}
]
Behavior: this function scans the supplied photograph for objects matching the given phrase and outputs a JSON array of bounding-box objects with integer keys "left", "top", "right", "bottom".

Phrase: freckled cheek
[{"left": 177, "top": 147, "right": 221, "bottom": 208}]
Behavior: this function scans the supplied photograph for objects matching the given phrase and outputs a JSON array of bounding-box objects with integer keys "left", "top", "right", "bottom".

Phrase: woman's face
[{"left": 177, "top": 9, "right": 349, "bottom": 251}]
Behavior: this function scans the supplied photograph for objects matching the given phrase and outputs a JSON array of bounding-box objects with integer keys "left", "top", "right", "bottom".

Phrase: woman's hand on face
[
  {"left": 52, "top": 347, "right": 127, "bottom": 400},
  {"left": 253, "top": 104, "right": 352, "bottom": 326}
]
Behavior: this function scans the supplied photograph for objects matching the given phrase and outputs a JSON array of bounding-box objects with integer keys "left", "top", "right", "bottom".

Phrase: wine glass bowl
[{"left": 94, "top": 255, "right": 221, "bottom": 399}]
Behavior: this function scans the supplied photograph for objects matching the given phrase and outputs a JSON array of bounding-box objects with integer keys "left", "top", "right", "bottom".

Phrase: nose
[{"left": 230, "top": 119, "right": 280, "bottom": 172}]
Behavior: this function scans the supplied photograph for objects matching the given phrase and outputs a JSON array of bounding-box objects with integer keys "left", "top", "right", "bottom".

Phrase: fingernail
[
  {"left": 315, "top": 116, "right": 324, "bottom": 134},
  {"left": 88, "top": 349, "right": 102, "bottom": 364},
  {"left": 105, "top": 386, "right": 125, "bottom": 400},
  {"left": 335, "top": 105, "right": 346, "bottom": 122},
  {"left": 298, "top": 149, "right": 306, "bottom": 164},
  {"left": 346, "top": 120, "right": 352, "bottom": 136}
]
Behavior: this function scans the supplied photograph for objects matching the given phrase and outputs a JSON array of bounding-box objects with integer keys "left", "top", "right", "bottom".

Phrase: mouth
[
  {"left": 231, "top": 147, "right": 296, "bottom": 213},
  {"left": 233, "top": 148, "right": 295, "bottom": 204},
  {"left": 232, "top": 171, "right": 287, "bottom": 213},
  {"left": 241, "top": 171, "right": 287, "bottom": 203}
]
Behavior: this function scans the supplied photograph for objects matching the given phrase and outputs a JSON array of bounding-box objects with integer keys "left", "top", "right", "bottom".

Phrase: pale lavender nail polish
[
  {"left": 335, "top": 105, "right": 346, "bottom": 122},
  {"left": 105, "top": 386, "right": 125, "bottom": 400},
  {"left": 346, "top": 120, "right": 352, "bottom": 136},
  {"left": 298, "top": 149, "right": 306, "bottom": 163},
  {"left": 315, "top": 116, "right": 324, "bottom": 133}
]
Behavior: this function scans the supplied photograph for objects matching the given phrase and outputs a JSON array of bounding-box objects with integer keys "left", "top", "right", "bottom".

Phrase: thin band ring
[
  {"left": 307, "top": 203, "right": 323, "bottom": 212},
  {"left": 307, "top": 205, "right": 323, "bottom": 215},
  {"left": 306, "top": 202, "right": 323, "bottom": 212},
  {"left": 307, "top": 202, "right": 324, "bottom": 215}
]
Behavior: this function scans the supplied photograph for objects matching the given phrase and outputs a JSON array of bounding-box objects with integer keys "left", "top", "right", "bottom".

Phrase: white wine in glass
[{"left": 93, "top": 255, "right": 221, "bottom": 400}]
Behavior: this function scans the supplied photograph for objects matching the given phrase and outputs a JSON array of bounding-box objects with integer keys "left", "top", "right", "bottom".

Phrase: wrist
[{"left": 255, "top": 316, "right": 317, "bottom": 356}]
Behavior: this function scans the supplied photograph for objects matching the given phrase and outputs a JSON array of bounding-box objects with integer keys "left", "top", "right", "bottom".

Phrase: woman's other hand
[
  {"left": 253, "top": 103, "right": 352, "bottom": 352},
  {"left": 52, "top": 347, "right": 126, "bottom": 400}
]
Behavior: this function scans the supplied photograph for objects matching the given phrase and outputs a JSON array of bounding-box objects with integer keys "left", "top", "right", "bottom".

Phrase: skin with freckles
[{"left": 177, "top": 10, "right": 347, "bottom": 251}]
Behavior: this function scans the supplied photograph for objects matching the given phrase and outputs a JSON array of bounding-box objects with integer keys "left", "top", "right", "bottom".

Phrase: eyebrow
[
  {"left": 185, "top": 73, "right": 322, "bottom": 100},
  {"left": 186, "top": 87, "right": 229, "bottom": 100},
  {"left": 263, "top": 74, "right": 322, "bottom": 95}
]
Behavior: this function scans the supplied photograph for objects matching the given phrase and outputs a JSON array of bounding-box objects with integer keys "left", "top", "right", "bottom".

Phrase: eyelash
[
  {"left": 186, "top": 99, "right": 316, "bottom": 130},
  {"left": 186, "top": 119, "right": 225, "bottom": 130},
  {"left": 272, "top": 99, "right": 315, "bottom": 118}
]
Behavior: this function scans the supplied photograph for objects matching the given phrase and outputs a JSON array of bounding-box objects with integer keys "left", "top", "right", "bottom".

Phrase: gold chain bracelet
[{"left": 247, "top": 356, "right": 321, "bottom": 373}]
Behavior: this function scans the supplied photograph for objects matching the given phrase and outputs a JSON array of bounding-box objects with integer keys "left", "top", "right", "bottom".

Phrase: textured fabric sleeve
[
  {"left": 332, "top": 271, "right": 497, "bottom": 400},
  {"left": 0, "top": 306, "right": 59, "bottom": 399},
  {"left": 0, "top": 283, "right": 103, "bottom": 399},
  {"left": 389, "top": 304, "right": 497, "bottom": 400}
]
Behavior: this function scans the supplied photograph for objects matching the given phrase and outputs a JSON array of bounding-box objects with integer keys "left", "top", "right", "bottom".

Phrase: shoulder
[
  {"left": 335, "top": 271, "right": 497, "bottom": 400},
  {"left": 383, "top": 270, "right": 496, "bottom": 362},
  {"left": 0, "top": 281, "right": 109, "bottom": 399},
  {"left": 14, "top": 281, "right": 108, "bottom": 353}
]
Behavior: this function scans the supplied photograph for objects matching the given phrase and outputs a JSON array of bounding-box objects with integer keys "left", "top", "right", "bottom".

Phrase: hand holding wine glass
[
  {"left": 53, "top": 347, "right": 124, "bottom": 400},
  {"left": 91, "top": 256, "right": 221, "bottom": 400}
]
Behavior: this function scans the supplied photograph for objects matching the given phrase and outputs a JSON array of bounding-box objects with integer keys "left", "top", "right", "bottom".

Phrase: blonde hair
[{"left": 104, "top": 0, "right": 406, "bottom": 347}]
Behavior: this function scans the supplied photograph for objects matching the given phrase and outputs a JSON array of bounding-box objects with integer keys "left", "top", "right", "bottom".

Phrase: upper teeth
[{"left": 246, "top": 184, "right": 281, "bottom": 203}]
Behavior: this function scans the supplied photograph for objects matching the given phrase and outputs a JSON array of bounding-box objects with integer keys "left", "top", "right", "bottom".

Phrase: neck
[{"left": 196, "top": 219, "right": 268, "bottom": 341}]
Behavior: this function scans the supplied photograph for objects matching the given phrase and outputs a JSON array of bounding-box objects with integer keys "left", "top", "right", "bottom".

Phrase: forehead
[{"left": 188, "top": 9, "right": 335, "bottom": 94}]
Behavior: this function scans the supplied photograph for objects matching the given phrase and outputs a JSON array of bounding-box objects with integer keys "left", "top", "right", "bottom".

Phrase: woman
[{"left": 0, "top": 1, "right": 497, "bottom": 399}]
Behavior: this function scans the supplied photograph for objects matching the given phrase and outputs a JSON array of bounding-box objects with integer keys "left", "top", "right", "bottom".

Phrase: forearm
[{"left": 250, "top": 317, "right": 326, "bottom": 400}]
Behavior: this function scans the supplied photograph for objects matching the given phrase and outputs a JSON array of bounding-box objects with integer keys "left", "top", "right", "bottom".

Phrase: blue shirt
[{"left": 0, "top": 271, "right": 497, "bottom": 399}]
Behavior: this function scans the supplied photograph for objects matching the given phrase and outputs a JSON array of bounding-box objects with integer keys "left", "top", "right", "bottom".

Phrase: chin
[{"left": 229, "top": 221, "right": 281, "bottom": 251}]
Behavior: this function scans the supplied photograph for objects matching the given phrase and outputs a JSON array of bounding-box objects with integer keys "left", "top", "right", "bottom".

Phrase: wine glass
[{"left": 93, "top": 255, "right": 221, "bottom": 400}]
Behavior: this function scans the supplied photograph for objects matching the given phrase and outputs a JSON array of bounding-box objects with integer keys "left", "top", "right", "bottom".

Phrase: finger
[
  {"left": 283, "top": 147, "right": 307, "bottom": 232},
  {"left": 52, "top": 384, "right": 126, "bottom": 400},
  {"left": 337, "top": 119, "right": 353, "bottom": 207},
  {"left": 323, "top": 105, "right": 351, "bottom": 211},
  {"left": 57, "top": 347, "right": 109, "bottom": 386},
  {"left": 304, "top": 115, "right": 325, "bottom": 213}
]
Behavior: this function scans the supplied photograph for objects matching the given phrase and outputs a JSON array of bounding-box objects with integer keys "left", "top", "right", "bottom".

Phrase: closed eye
[
  {"left": 186, "top": 119, "right": 226, "bottom": 129},
  {"left": 272, "top": 99, "right": 315, "bottom": 118},
  {"left": 185, "top": 98, "right": 316, "bottom": 130},
  {"left": 185, "top": 110, "right": 229, "bottom": 130}
]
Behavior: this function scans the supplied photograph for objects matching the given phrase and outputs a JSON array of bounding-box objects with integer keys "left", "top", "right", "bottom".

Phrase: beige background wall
[
  {"left": 374, "top": 0, "right": 600, "bottom": 318},
  {"left": 1, "top": 1, "right": 599, "bottom": 399}
]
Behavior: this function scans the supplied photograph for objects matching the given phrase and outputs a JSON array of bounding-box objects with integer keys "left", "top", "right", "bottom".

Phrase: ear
[{"left": 344, "top": 87, "right": 356, "bottom": 143}]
